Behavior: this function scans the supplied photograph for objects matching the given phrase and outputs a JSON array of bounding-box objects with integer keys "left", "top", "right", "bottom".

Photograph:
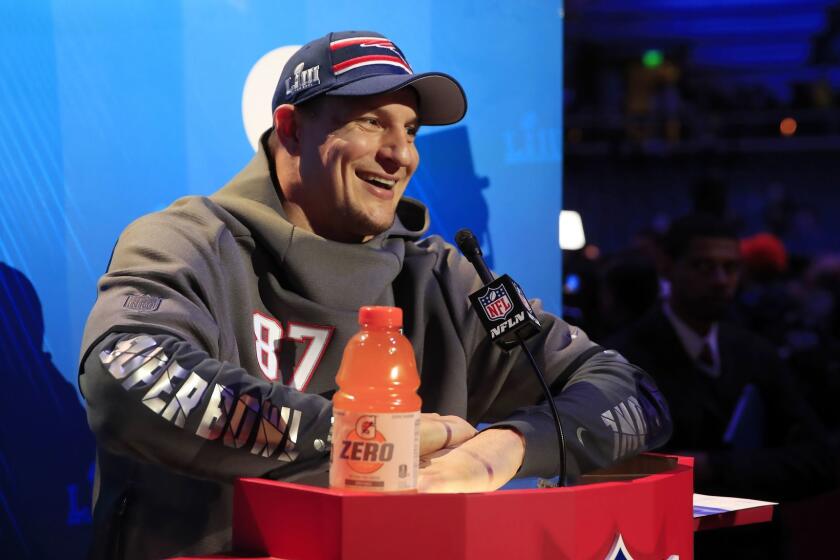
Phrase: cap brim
[{"left": 326, "top": 72, "right": 466, "bottom": 126}]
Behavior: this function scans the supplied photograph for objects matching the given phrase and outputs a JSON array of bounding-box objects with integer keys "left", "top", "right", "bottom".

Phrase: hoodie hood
[{"left": 209, "top": 132, "right": 429, "bottom": 311}]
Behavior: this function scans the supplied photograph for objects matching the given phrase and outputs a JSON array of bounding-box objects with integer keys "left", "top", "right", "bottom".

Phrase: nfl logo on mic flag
[
  {"left": 469, "top": 274, "right": 542, "bottom": 349},
  {"left": 479, "top": 285, "right": 513, "bottom": 321}
]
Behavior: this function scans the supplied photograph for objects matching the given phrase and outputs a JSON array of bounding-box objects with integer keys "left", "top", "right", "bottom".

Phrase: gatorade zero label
[{"left": 329, "top": 409, "right": 420, "bottom": 491}]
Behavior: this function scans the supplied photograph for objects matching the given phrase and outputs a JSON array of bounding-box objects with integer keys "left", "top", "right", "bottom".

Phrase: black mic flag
[{"left": 454, "top": 229, "right": 542, "bottom": 350}]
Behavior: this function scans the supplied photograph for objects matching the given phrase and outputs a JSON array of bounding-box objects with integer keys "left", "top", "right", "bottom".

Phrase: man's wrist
[
  {"left": 485, "top": 426, "right": 526, "bottom": 451},
  {"left": 478, "top": 427, "right": 526, "bottom": 474},
  {"left": 484, "top": 415, "right": 560, "bottom": 478}
]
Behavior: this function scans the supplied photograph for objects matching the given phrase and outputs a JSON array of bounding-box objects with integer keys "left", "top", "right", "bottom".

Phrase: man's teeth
[{"left": 360, "top": 173, "right": 396, "bottom": 189}]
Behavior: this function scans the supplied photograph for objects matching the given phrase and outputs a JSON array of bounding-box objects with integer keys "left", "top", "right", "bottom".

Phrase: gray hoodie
[{"left": 79, "top": 134, "right": 671, "bottom": 559}]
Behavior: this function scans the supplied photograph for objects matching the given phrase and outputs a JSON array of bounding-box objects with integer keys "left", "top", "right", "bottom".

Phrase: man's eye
[
  {"left": 361, "top": 117, "right": 381, "bottom": 127},
  {"left": 406, "top": 125, "right": 419, "bottom": 137}
]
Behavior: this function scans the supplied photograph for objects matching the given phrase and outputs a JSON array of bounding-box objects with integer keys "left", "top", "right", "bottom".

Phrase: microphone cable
[{"left": 515, "top": 332, "right": 566, "bottom": 487}]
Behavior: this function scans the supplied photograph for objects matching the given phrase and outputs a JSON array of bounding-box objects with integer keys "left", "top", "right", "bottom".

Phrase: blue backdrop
[{"left": 0, "top": 1, "right": 563, "bottom": 556}]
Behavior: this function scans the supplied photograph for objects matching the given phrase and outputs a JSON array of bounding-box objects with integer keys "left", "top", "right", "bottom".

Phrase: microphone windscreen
[{"left": 455, "top": 228, "right": 481, "bottom": 257}]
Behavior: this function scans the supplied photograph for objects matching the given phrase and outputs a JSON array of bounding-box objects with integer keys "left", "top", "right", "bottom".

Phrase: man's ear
[{"left": 273, "top": 104, "right": 300, "bottom": 154}]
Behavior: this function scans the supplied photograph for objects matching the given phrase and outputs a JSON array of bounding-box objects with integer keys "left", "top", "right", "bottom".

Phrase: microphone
[
  {"left": 454, "top": 229, "right": 541, "bottom": 350},
  {"left": 454, "top": 228, "right": 568, "bottom": 486},
  {"left": 454, "top": 229, "right": 494, "bottom": 283}
]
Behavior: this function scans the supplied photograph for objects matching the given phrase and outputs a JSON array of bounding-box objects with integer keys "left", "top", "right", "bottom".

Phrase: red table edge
[
  {"left": 693, "top": 503, "right": 775, "bottom": 532},
  {"left": 235, "top": 453, "right": 695, "bottom": 499}
]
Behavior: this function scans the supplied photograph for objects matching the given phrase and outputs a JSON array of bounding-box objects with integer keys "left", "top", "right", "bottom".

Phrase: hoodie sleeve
[
  {"left": 78, "top": 200, "right": 332, "bottom": 481},
  {"left": 79, "top": 199, "right": 238, "bottom": 356},
  {"left": 81, "top": 332, "right": 332, "bottom": 481},
  {"left": 481, "top": 320, "right": 673, "bottom": 479},
  {"left": 433, "top": 241, "right": 672, "bottom": 480}
]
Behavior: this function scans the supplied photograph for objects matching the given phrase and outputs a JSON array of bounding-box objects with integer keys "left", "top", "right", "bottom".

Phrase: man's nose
[
  {"left": 377, "top": 130, "right": 414, "bottom": 169},
  {"left": 711, "top": 264, "right": 735, "bottom": 286}
]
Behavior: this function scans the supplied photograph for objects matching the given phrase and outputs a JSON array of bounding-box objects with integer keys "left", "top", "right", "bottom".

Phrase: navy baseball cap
[{"left": 271, "top": 30, "right": 466, "bottom": 125}]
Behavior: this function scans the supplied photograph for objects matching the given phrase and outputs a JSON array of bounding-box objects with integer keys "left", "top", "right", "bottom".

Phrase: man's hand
[
  {"left": 419, "top": 413, "right": 477, "bottom": 456},
  {"left": 418, "top": 428, "right": 525, "bottom": 493}
]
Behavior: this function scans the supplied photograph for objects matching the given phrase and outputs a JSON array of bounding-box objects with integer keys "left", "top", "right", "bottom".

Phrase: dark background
[
  {"left": 565, "top": 0, "right": 840, "bottom": 255},
  {"left": 563, "top": 3, "right": 840, "bottom": 557}
]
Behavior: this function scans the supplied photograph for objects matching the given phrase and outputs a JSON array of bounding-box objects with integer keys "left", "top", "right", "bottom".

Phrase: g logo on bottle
[{"left": 355, "top": 415, "right": 377, "bottom": 439}]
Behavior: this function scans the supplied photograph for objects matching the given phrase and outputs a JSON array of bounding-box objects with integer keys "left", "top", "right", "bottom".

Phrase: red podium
[{"left": 230, "top": 454, "right": 693, "bottom": 560}]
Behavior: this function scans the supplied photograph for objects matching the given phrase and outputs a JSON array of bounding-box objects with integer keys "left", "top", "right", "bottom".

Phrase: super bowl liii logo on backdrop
[{"left": 478, "top": 285, "right": 513, "bottom": 321}]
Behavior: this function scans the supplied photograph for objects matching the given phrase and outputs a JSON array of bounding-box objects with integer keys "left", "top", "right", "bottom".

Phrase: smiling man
[
  {"left": 271, "top": 89, "right": 420, "bottom": 243},
  {"left": 78, "top": 31, "right": 671, "bottom": 559}
]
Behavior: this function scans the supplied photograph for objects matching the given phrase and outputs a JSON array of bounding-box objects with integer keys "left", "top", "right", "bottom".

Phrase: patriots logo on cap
[
  {"left": 330, "top": 36, "right": 413, "bottom": 76},
  {"left": 478, "top": 285, "right": 514, "bottom": 322}
]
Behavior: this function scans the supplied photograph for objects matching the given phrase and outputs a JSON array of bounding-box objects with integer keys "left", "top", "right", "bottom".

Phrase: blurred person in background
[
  {"left": 737, "top": 235, "right": 840, "bottom": 433},
  {"left": 595, "top": 249, "right": 660, "bottom": 339},
  {"left": 0, "top": 263, "right": 94, "bottom": 559},
  {"left": 736, "top": 232, "right": 794, "bottom": 346},
  {"left": 607, "top": 214, "right": 837, "bottom": 558},
  {"left": 796, "top": 255, "right": 840, "bottom": 430},
  {"left": 608, "top": 214, "right": 834, "bottom": 499}
]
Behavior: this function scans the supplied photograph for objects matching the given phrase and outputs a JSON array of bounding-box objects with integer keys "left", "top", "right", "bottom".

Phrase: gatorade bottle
[{"left": 329, "top": 306, "right": 422, "bottom": 492}]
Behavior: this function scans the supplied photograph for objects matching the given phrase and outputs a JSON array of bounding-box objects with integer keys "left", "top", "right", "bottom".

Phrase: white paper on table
[{"left": 693, "top": 493, "right": 777, "bottom": 518}]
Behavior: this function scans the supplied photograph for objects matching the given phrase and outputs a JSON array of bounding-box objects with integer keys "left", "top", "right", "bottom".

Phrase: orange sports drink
[{"left": 329, "top": 306, "right": 422, "bottom": 492}]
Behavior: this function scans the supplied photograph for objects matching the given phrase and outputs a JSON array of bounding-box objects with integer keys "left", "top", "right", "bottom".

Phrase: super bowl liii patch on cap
[{"left": 124, "top": 294, "right": 162, "bottom": 312}]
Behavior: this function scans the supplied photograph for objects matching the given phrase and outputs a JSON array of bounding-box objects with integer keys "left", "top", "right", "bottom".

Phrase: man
[
  {"left": 607, "top": 214, "right": 835, "bottom": 501},
  {"left": 79, "top": 31, "right": 671, "bottom": 559}
]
